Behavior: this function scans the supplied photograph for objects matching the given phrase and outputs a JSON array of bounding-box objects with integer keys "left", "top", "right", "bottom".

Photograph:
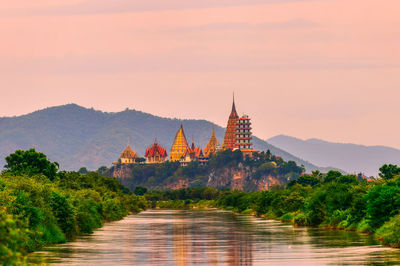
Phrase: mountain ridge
[
  {"left": 268, "top": 134, "right": 400, "bottom": 176},
  {"left": 0, "top": 104, "right": 335, "bottom": 172}
]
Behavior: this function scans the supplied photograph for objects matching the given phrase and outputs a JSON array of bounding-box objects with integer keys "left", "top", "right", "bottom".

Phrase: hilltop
[{"left": 0, "top": 104, "right": 330, "bottom": 172}]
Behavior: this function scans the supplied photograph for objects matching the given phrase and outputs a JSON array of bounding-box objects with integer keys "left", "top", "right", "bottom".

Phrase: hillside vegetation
[{"left": 0, "top": 149, "right": 148, "bottom": 264}]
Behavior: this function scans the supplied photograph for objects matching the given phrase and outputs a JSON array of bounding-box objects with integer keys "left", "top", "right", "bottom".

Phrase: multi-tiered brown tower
[
  {"left": 222, "top": 96, "right": 239, "bottom": 150},
  {"left": 235, "top": 115, "right": 253, "bottom": 150}
]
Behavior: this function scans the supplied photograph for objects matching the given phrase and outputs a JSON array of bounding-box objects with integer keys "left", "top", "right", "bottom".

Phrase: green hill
[{"left": 0, "top": 104, "right": 332, "bottom": 172}]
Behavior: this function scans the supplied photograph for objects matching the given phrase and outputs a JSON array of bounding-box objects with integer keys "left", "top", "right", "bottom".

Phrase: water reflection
[{"left": 29, "top": 210, "right": 400, "bottom": 265}]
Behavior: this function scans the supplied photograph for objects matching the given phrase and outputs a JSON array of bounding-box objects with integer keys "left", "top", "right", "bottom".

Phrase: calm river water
[{"left": 29, "top": 210, "right": 400, "bottom": 265}]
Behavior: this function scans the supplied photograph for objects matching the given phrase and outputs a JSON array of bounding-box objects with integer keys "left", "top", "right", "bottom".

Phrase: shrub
[
  {"left": 293, "top": 212, "right": 308, "bottom": 226},
  {"left": 281, "top": 213, "right": 294, "bottom": 222},
  {"left": 241, "top": 208, "right": 254, "bottom": 215},
  {"left": 50, "top": 192, "right": 77, "bottom": 239},
  {"left": 357, "top": 219, "right": 372, "bottom": 233},
  {"left": 376, "top": 214, "right": 400, "bottom": 247},
  {"left": 365, "top": 182, "right": 400, "bottom": 229},
  {"left": 0, "top": 208, "right": 28, "bottom": 265}
]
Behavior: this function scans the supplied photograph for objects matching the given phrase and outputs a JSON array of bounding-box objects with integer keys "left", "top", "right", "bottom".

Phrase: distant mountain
[
  {"left": 268, "top": 135, "right": 400, "bottom": 176},
  {"left": 0, "top": 104, "right": 331, "bottom": 172}
]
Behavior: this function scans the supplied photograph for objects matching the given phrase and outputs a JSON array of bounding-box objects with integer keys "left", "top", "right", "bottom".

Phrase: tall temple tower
[
  {"left": 235, "top": 115, "right": 253, "bottom": 150},
  {"left": 222, "top": 95, "right": 239, "bottom": 150},
  {"left": 170, "top": 124, "right": 189, "bottom": 161},
  {"left": 204, "top": 126, "right": 220, "bottom": 157}
]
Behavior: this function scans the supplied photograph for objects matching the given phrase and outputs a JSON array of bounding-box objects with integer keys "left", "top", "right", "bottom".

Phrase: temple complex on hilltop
[
  {"left": 170, "top": 124, "right": 189, "bottom": 162},
  {"left": 204, "top": 126, "right": 220, "bottom": 157},
  {"left": 145, "top": 139, "right": 168, "bottom": 164},
  {"left": 119, "top": 145, "right": 138, "bottom": 164},
  {"left": 113, "top": 94, "right": 258, "bottom": 167}
]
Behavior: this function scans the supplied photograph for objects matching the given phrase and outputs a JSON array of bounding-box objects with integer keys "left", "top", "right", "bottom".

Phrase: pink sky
[{"left": 0, "top": 0, "right": 399, "bottom": 147}]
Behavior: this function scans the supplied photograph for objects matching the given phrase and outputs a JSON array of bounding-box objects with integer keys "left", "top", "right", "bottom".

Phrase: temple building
[
  {"left": 235, "top": 115, "right": 252, "bottom": 150},
  {"left": 222, "top": 96, "right": 239, "bottom": 150},
  {"left": 145, "top": 139, "right": 168, "bottom": 164},
  {"left": 120, "top": 144, "right": 138, "bottom": 164},
  {"left": 222, "top": 94, "right": 259, "bottom": 157},
  {"left": 170, "top": 124, "right": 189, "bottom": 162},
  {"left": 180, "top": 141, "right": 204, "bottom": 166},
  {"left": 236, "top": 115, "right": 258, "bottom": 157},
  {"left": 204, "top": 126, "right": 220, "bottom": 157},
  {"left": 185, "top": 141, "right": 204, "bottom": 159}
]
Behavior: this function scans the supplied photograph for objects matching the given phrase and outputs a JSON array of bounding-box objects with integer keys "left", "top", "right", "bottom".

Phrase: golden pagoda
[
  {"left": 170, "top": 124, "right": 189, "bottom": 162},
  {"left": 204, "top": 126, "right": 220, "bottom": 157}
]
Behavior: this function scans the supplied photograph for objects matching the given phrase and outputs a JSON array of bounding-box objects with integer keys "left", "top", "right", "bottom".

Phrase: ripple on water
[{"left": 29, "top": 210, "right": 400, "bottom": 265}]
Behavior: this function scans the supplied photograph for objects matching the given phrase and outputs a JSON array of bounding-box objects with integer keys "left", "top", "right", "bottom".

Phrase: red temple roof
[
  {"left": 184, "top": 142, "right": 203, "bottom": 158},
  {"left": 145, "top": 140, "right": 167, "bottom": 158}
]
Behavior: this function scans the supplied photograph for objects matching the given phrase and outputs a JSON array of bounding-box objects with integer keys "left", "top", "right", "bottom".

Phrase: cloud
[
  {"left": 168, "top": 18, "right": 319, "bottom": 32},
  {"left": 2, "top": 0, "right": 331, "bottom": 16},
  {"left": 1, "top": 54, "right": 398, "bottom": 75}
]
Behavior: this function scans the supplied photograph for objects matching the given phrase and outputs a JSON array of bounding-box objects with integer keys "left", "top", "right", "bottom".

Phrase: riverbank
[
  {"left": 146, "top": 180, "right": 400, "bottom": 249},
  {"left": 155, "top": 199, "right": 391, "bottom": 244},
  {"left": 0, "top": 172, "right": 149, "bottom": 265}
]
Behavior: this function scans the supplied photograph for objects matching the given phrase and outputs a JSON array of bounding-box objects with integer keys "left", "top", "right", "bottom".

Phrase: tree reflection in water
[{"left": 29, "top": 210, "right": 400, "bottom": 265}]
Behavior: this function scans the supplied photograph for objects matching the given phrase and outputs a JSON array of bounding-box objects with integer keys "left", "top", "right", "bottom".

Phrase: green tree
[
  {"left": 50, "top": 191, "right": 77, "bottom": 239},
  {"left": 311, "top": 170, "right": 324, "bottom": 179},
  {"left": 3, "top": 149, "right": 59, "bottom": 180},
  {"left": 324, "top": 170, "right": 342, "bottom": 183},
  {"left": 255, "top": 191, "right": 274, "bottom": 215},
  {"left": 288, "top": 175, "right": 321, "bottom": 187},
  {"left": 0, "top": 208, "right": 28, "bottom": 265},
  {"left": 134, "top": 186, "right": 148, "bottom": 196},
  {"left": 305, "top": 190, "right": 326, "bottom": 225},
  {"left": 97, "top": 166, "right": 108, "bottom": 176},
  {"left": 365, "top": 182, "right": 400, "bottom": 228},
  {"left": 78, "top": 167, "right": 89, "bottom": 175},
  {"left": 379, "top": 164, "right": 400, "bottom": 180},
  {"left": 376, "top": 214, "right": 400, "bottom": 247},
  {"left": 254, "top": 162, "right": 277, "bottom": 178}
]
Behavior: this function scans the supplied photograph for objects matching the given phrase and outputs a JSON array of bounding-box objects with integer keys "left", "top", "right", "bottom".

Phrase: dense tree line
[
  {"left": 0, "top": 149, "right": 148, "bottom": 265},
  {"left": 147, "top": 164, "right": 400, "bottom": 248}
]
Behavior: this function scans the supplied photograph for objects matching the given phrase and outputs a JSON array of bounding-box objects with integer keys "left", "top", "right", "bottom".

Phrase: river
[{"left": 29, "top": 209, "right": 400, "bottom": 265}]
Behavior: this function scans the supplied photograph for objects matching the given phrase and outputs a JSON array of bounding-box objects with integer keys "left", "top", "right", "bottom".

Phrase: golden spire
[
  {"left": 170, "top": 123, "right": 189, "bottom": 161},
  {"left": 204, "top": 125, "right": 220, "bottom": 157}
]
